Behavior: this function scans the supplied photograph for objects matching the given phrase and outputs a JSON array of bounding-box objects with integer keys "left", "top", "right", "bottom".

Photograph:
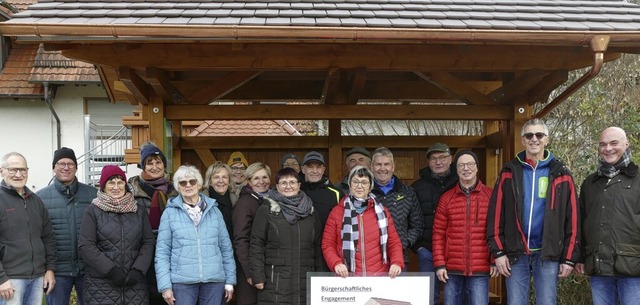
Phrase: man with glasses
[
  {"left": 486, "top": 118, "right": 580, "bottom": 305},
  {"left": 227, "top": 151, "right": 249, "bottom": 195},
  {"left": 370, "top": 147, "right": 424, "bottom": 271},
  {"left": 411, "top": 143, "right": 458, "bottom": 304},
  {"left": 0, "top": 152, "right": 56, "bottom": 305},
  {"left": 37, "top": 147, "right": 97, "bottom": 305}
]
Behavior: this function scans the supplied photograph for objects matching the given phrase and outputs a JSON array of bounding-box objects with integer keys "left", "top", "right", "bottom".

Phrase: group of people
[{"left": 0, "top": 120, "right": 637, "bottom": 305}]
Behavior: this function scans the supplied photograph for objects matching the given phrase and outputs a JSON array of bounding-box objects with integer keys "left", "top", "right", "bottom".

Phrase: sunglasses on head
[
  {"left": 523, "top": 132, "right": 546, "bottom": 140},
  {"left": 178, "top": 179, "right": 198, "bottom": 187}
]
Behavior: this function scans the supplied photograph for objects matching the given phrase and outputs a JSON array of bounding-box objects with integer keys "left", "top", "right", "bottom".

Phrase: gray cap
[
  {"left": 303, "top": 151, "right": 325, "bottom": 165},
  {"left": 346, "top": 146, "right": 370, "bottom": 158},
  {"left": 426, "top": 143, "right": 451, "bottom": 157}
]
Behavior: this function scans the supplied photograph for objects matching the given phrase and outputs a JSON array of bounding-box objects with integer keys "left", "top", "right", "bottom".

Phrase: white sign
[{"left": 308, "top": 273, "right": 433, "bottom": 305}]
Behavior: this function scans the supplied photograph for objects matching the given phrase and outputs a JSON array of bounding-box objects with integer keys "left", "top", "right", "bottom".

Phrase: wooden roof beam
[
  {"left": 165, "top": 104, "right": 511, "bottom": 120},
  {"left": 321, "top": 68, "right": 348, "bottom": 105},
  {"left": 189, "top": 71, "right": 262, "bottom": 104},
  {"left": 525, "top": 70, "right": 569, "bottom": 105},
  {"left": 415, "top": 71, "right": 495, "bottom": 105},
  {"left": 348, "top": 68, "right": 367, "bottom": 104},
  {"left": 117, "top": 66, "right": 149, "bottom": 105},
  {"left": 145, "top": 67, "right": 186, "bottom": 103},
  {"left": 489, "top": 70, "right": 548, "bottom": 104}
]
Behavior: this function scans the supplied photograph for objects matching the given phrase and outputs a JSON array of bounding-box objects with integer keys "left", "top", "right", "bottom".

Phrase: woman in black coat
[{"left": 79, "top": 165, "right": 155, "bottom": 305}]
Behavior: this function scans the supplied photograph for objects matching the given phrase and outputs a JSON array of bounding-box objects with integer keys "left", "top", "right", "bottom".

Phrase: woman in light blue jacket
[{"left": 155, "top": 165, "right": 236, "bottom": 305}]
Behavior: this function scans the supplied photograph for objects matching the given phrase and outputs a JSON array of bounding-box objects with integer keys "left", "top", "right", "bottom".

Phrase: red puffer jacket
[
  {"left": 433, "top": 181, "right": 493, "bottom": 275},
  {"left": 322, "top": 197, "right": 405, "bottom": 275}
]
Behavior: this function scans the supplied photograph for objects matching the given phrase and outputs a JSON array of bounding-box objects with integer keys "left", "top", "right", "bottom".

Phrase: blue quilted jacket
[{"left": 155, "top": 193, "right": 236, "bottom": 292}]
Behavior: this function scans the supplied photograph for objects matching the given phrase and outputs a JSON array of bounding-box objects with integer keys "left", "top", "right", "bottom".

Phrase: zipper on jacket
[
  {"left": 24, "top": 199, "right": 36, "bottom": 277},
  {"left": 466, "top": 194, "right": 471, "bottom": 275},
  {"left": 359, "top": 214, "right": 366, "bottom": 276},
  {"left": 526, "top": 166, "right": 537, "bottom": 250},
  {"left": 270, "top": 265, "right": 274, "bottom": 283}
]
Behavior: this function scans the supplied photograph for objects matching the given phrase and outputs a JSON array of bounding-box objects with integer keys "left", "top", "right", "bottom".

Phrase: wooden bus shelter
[{"left": 2, "top": 0, "right": 640, "bottom": 302}]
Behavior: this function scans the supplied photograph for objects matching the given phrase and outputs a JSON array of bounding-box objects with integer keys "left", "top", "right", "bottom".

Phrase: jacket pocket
[
  {"left": 584, "top": 244, "right": 597, "bottom": 274},
  {"left": 614, "top": 243, "right": 640, "bottom": 276}
]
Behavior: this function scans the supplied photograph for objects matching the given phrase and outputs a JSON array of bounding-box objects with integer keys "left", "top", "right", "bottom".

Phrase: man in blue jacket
[
  {"left": 486, "top": 119, "right": 580, "bottom": 305},
  {"left": 37, "top": 148, "right": 97, "bottom": 305}
]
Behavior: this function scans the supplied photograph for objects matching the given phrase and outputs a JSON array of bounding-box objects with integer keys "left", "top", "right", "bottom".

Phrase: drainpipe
[
  {"left": 534, "top": 35, "right": 610, "bottom": 118},
  {"left": 43, "top": 82, "right": 61, "bottom": 149}
]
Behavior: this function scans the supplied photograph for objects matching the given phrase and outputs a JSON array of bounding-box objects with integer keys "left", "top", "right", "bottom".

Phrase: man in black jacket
[
  {"left": 300, "top": 151, "right": 343, "bottom": 272},
  {"left": 37, "top": 147, "right": 97, "bottom": 305},
  {"left": 410, "top": 143, "right": 457, "bottom": 304},
  {"left": 577, "top": 127, "right": 639, "bottom": 305},
  {"left": 0, "top": 152, "right": 56, "bottom": 305}
]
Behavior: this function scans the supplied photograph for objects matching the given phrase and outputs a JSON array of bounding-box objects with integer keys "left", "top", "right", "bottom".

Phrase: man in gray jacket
[
  {"left": 0, "top": 152, "right": 56, "bottom": 305},
  {"left": 37, "top": 148, "right": 97, "bottom": 305}
]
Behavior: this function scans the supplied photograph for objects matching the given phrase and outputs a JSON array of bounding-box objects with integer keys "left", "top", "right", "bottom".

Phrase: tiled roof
[
  {"left": 29, "top": 44, "right": 100, "bottom": 83},
  {"left": 189, "top": 120, "right": 316, "bottom": 136},
  {"left": 0, "top": 43, "right": 43, "bottom": 97},
  {"left": 3, "top": 0, "right": 36, "bottom": 12},
  {"left": 6, "top": 0, "right": 640, "bottom": 31}
]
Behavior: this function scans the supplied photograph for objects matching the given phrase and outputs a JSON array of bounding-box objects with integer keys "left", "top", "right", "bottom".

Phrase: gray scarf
[
  {"left": 267, "top": 189, "right": 313, "bottom": 224},
  {"left": 597, "top": 148, "right": 633, "bottom": 178}
]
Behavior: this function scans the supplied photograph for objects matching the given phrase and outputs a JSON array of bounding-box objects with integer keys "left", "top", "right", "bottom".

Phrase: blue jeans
[
  {"left": 590, "top": 275, "right": 640, "bottom": 305},
  {"left": 46, "top": 275, "right": 84, "bottom": 305},
  {"left": 505, "top": 252, "right": 558, "bottom": 305},
  {"left": 0, "top": 277, "right": 43, "bottom": 305},
  {"left": 417, "top": 247, "right": 440, "bottom": 305},
  {"left": 172, "top": 282, "right": 224, "bottom": 305},
  {"left": 444, "top": 275, "right": 489, "bottom": 305}
]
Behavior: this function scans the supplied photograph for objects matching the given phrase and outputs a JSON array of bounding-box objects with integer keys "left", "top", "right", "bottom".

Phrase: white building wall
[{"left": 0, "top": 83, "right": 138, "bottom": 190}]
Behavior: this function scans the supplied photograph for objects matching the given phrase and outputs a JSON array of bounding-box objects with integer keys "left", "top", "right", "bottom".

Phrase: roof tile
[{"left": 0, "top": 44, "right": 43, "bottom": 97}]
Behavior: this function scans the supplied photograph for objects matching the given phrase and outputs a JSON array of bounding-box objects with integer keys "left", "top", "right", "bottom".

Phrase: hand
[
  {"left": 255, "top": 282, "right": 264, "bottom": 290},
  {"left": 334, "top": 263, "right": 349, "bottom": 278},
  {"left": 495, "top": 255, "right": 511, "bottom": 277},
  {"left": 0, "top": 280, "right": 14, "bottom": 300},
  {"left": 574, "top": 263, "right": 585, "bottom": 275},
  {"left": 224, "top": 284, "right": 234, "bottom": 303},
  {"left": 490, "top": 266, "right": 499, "bottom": 278},
  {"left": 109, "top": 268, "right": 127, "bottom": 287},
  {"left": 44, "top": 270, "right": 55, "bottom": 295},
  {"left": 558, "top": 263, "right": 574, "bottom": 278},
  {"left": 436, "top": 268, "right": 448, "bottom": 283},
  {"left": 247, "top": 277, "right": 253, "bottom": 285},
  {"left": 162, "top": 289, "right": 175, "bottom": 305},
  {"left": 388, "top": 264, "right": 401, "bottom": 278},
  {"left": 125, "top": 269, "right": 145, "bottom": 286}
]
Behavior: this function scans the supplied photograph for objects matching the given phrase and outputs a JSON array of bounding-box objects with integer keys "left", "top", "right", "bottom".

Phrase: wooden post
[
  {"left": 328, "top": 119, "right": 342, "bottom": 184},
  {"left": 147, "top": 93, "right": 166, "bottom": 161}
]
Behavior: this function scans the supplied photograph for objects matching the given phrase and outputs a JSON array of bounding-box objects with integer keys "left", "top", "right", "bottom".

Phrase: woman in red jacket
[
  {"left": 432, "top": 151, "right": 498, "bottom": 305},
  {"left": 322, "top": 165, "right": 404, "bottom": 277}
]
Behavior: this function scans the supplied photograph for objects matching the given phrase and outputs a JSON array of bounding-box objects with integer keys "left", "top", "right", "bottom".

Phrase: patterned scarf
[
  {"left": 92, "top": 190, "right": 137, "bottom": 213},
  {"left": 341, "top": 194, "right": 388, "bottom": 273},
  {"left": 138, "top": 176, "right": 173, "bottom": 230},
  {"left": 597, "top": 147, "right": 633, "bottom": 178},
  {"left": 267, "top": 189, "right": 313, "bottom": 224},
  {"left": 184, "top": 197, "right": 206, "bottom": 226}
]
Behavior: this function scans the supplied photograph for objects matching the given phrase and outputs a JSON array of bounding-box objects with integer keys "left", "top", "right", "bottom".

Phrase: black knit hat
[
  {"left": 52, "top": 147, "right": 77, "bottom": 169},
  {"left": 139, "top": 143, "right": 167, "bottom": 169},
  {"left": 454, "top": 150, "right": 479, "bottom": 166}
]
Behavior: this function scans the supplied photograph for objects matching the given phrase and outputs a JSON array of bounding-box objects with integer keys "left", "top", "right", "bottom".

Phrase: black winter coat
[
  {"left": 580, "top": 162, "right": 640, "bottom": 276},
  {"left": 79, "top": 202, "right": 155, "bottom": 305},
  {"left": 410, "top": 166, "right": 458, "bottom": 252},
  {"left": 250, "top": 197, "right": 322, "bottom": 305}
]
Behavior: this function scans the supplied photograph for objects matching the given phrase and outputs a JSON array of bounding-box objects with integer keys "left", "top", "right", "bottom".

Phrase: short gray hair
[
  {"left": 348, "top": 165, "right": 374, "bottom": 187},
  {"left": 1, "top": 152, "right": 26, "bottom": 168},
  {"left": 173, "top": 165, "right": 203, "bottom": 189},
  {"left": 203, "top": 161, "right": 236, "bottom": 193},
  {"left": 521, "top": 118, "right": 549, "bottom": 137},
  {"left": 371, "top": 147, "right": 394, "bottom": 165}
]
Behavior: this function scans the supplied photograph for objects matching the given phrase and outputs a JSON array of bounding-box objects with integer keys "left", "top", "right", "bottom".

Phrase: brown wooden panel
[{"left": 165, "top": 105, "right": 511, "bottom": 120}]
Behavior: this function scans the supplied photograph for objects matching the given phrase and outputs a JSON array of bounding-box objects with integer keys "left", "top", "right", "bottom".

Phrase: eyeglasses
[
  {"left": 178, "top": 179, "right": 198, "bottom": 187},
  {"left": 55, "top": 162, "right": 76, "bottom": 169},
  {"left": 523, "top": 132, "right": 546, "bottom": 140},
  {"left": 230, "top": 166, "right": 246, "bottom": 172},
  {"left": 3, "top": 167, "right": 28, "bottom": 175},
  {"left": 278, "top": 180, "right": 299, "bottom": 188},
  {"left": 105, "top": 180, "right": 126, "bottom": 188},
  {"left": 429, "top": 155, "right": 451, "bottom": 163},
  {"left": 457, "top": 162, "right": 477, "bottom": 169},
  {"left": 351, "top": 180, "right": 371, "bottom": 187}
]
